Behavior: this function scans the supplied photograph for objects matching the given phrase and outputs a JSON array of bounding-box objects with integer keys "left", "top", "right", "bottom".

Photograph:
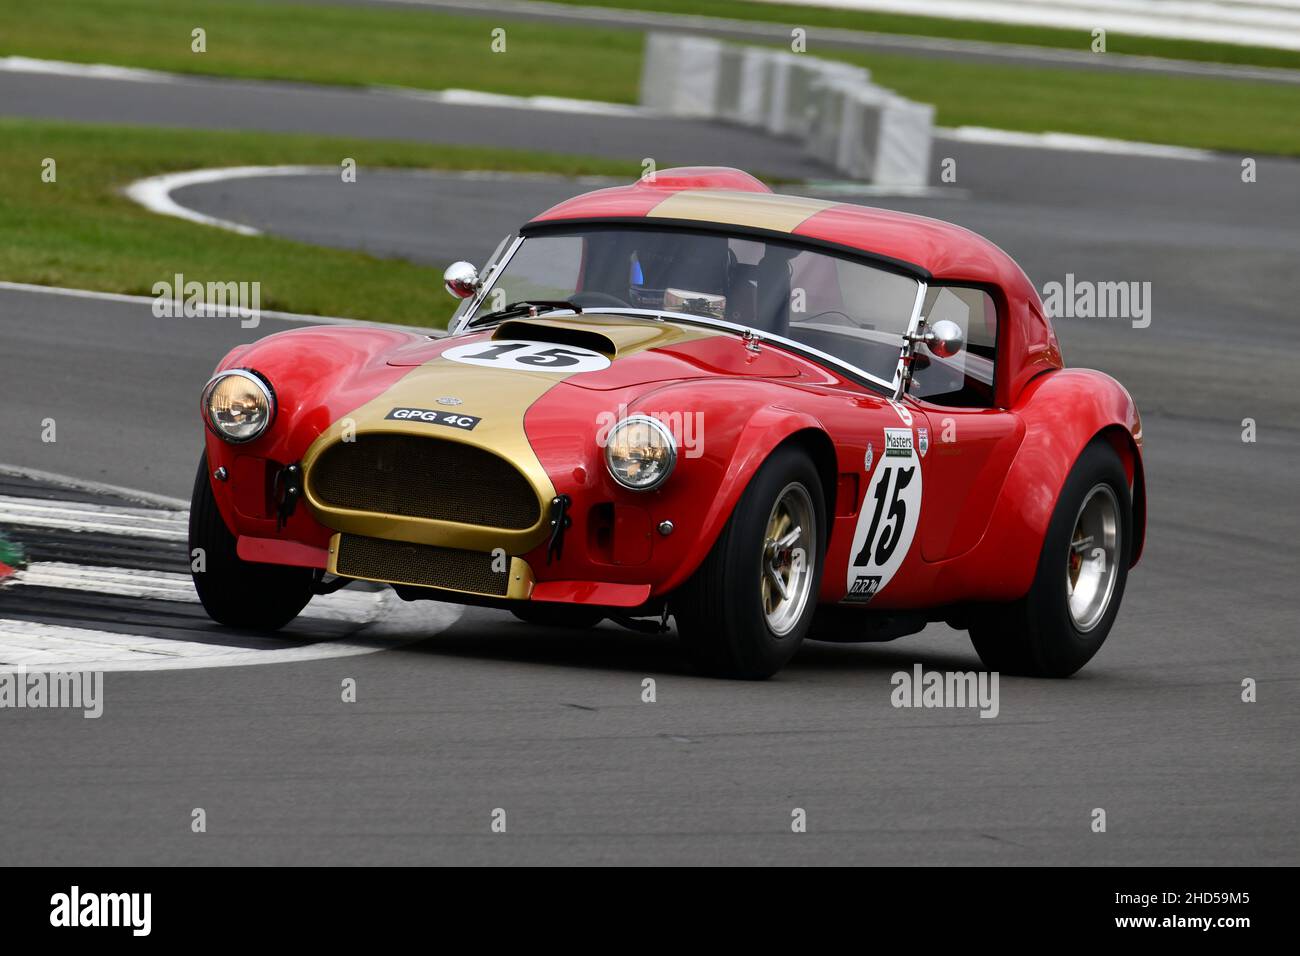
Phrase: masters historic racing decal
[
  {"left": 442, "top": 340, "right": 612, "bottom": 373},
  {"left": 845, "top": 427, "right": 922, "bottom": 604},
  {"left": 385, "top": 407, "right": 482, "bottom": 430}
]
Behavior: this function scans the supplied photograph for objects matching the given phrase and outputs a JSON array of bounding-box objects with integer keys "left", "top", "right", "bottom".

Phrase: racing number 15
[
  {"left": 464, "top": 343, "right": 591, "bottom": 368},
  {"left": 854, "top": 465, "right": 915, "bottom": 567}
]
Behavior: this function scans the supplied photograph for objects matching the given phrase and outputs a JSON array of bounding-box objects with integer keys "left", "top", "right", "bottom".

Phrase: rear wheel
[
  {"left": 969, "top": 439, "right": 1131, "bottom": 677},
  {"left": 189, "top": 452, "right": 315, "bottom": 631},
  {"left": 672, "top": 445, "right": 825, "bottom": 679}
]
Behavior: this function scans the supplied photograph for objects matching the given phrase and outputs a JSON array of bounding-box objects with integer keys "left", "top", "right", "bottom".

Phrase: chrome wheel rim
[
  {"left": 1066, "top": 483, "right": 1121, "bottom": 632},
  {"left": 761, "top": 483, "right": 816, "bottom": 637}
]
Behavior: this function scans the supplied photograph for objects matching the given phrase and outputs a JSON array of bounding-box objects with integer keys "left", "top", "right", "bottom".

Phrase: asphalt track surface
[
  {"left": 0, "top": 69, "right": 830, "bottom": 182},
  {"left": 2, "top": 58, "right": 1299, "bottom": 865}
]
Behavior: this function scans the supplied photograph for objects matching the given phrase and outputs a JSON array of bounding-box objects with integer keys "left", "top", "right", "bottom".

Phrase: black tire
[
  {"left": 510, "top": 605, "right": 605, "bottom": 629},
  {"left": 189, "top": 452, "right": 315, "bottom": 631},
  {"left": 671, "top": 444, "right": 826, "bottom": 679},
  {"left": 969, "top": 439, "right": 1132, "bottom": 677}
]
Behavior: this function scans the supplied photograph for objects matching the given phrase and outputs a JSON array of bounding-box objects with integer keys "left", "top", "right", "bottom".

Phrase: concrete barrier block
[
  {"left": 640, "top": 33, "right": 931, "bottom": 186},
  {"left": 640, "top": 33, "right": 724, "bottom": 119},
  {"left": 773, "top": 58, "right": 869, "bottom": 139},
  {"left": 835, "top": 90, "right": 935, "bottom": 187},
  {"left": 875, "top": 98, "right": 936, "bottom": 187}
]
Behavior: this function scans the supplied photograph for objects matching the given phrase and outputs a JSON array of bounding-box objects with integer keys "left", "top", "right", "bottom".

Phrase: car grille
[
  {"left": 309, "top": 434, "right": 539, "bottom": 529},
  {"left": 335, "top": 533, "right": 509, "bottom": 596}
]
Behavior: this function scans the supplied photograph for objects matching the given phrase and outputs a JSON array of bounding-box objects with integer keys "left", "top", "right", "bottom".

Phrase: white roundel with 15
[
  {"left": 442, "top": 340, "right": 611, "bottom": 373},
  {"left": 844, "top": 426, "right": 923, "bottom": 604}
]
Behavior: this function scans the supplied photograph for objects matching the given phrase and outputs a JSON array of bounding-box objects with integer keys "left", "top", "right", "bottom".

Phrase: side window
[{"left": 909, "top": 286, "right": 998, "bottom": 408}]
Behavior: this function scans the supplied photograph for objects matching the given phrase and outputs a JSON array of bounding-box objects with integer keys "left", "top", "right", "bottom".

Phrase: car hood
[{"left": 386, "top": 314, "right": 810, "bottom": 390}]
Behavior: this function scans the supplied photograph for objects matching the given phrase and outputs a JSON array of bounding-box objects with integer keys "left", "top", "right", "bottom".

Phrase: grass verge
[
  {"left": 542, "top": 0, "right": 1300, "bottom": 71},
  {"left": 0, "top": 0, "right": 644, "bottom": 101},
  {"left": 0, "top": 119, "right": 639, "bottom": 326},
  {"left": 847, "top": 51, "right": 1300, "bottom": 155},
  {"left": 3, "top": 0, "right": 1299, "bottom": 155}
]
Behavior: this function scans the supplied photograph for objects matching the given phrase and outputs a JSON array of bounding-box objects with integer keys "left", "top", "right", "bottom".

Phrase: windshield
[{"left": 466, "top": 227, "right": 922, "bottom": 386}]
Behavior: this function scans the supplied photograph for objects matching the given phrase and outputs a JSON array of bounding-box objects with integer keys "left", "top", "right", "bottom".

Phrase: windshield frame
[{"left": 450, "top": 222, "right": 931, "bottom": 396}]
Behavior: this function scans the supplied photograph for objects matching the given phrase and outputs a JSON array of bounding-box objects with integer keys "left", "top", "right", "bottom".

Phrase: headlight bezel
[
  {"left": 201, "top": 368, "right": 276, "bottom": 444},
  {"left": 603, "top": 414, "right": 678, "bottom": 492}
]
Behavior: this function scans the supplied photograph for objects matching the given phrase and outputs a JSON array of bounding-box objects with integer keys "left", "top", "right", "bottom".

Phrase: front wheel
[
  {"left": 189, "top": 452, "right": 315, "bottom": 631},
  {"left": 672, "top": 444, "right": 826, "bottom": 679},
  {"left": 969, "top": 439, "right": 1132, "bottom": 677}
]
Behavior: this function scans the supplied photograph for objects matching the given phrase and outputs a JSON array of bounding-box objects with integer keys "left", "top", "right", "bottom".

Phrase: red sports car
[{"left": 191, "top": 167, "right": 1144, "bottom": 679}]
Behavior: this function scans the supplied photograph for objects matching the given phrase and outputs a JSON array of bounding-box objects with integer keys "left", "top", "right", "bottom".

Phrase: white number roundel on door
[
  {"left": 442, "top": 340, "right": 612, "bottom": 373},
  {"left": 844, "top": 427, "right": 923, "bottom": 604}
]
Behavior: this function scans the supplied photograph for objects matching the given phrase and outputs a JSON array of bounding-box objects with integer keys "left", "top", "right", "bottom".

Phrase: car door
[{"left": 907, "top": 285, "right": 1024, "bottom": 563}]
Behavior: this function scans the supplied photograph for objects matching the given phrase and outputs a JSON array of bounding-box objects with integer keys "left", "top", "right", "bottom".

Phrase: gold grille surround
[{"left": 308, "top": 433, "right": 541, "bottom": 530}]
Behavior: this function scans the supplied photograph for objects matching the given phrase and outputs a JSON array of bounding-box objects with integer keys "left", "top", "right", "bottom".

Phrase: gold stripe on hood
[
  {"left": 301, "top": 357, "right": 565, "bottom": 554},
  {"left": 301, "top": 319, "right": 717, "bottom": 555}
]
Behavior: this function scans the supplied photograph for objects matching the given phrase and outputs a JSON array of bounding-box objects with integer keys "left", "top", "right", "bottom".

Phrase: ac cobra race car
[{"left": 191, "top": 167, "right": 1144, "bottom": 679}]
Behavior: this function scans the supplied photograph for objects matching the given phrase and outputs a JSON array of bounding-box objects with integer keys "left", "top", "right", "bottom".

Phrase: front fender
[
  {"left": 665, "top": 405, "right": 826, "bottom": 598},
  {"left": 200, "top": 324, "right": 426, "bottom": 546},
  {"left": 524, "top": 377, "right": 829, "bottom": 597}
]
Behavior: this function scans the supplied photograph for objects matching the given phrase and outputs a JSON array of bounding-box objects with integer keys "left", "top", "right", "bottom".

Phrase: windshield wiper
[{"left": 465, "top": 299, "right": 583, "bottom": 329}]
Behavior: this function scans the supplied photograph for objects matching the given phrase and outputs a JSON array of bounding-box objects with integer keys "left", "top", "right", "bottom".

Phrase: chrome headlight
[
  {"left": 202, "top": 369, "right": 275, "bottom": 443},
  {"left": 604, "top": 415, "right": 677, "bottom": 491}
]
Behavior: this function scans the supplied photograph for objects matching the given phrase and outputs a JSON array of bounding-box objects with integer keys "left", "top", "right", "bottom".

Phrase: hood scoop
[{"left": 493, "top": 319, "right": 618, "bottom": 356}]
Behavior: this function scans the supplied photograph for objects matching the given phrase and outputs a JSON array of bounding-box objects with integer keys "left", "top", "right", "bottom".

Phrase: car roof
[
  {"left": 526, "top": 167, "right": 1060, "bottom": 405},
  {"left": 525, "top": 167, "right": 1037, "bottom": 299}
]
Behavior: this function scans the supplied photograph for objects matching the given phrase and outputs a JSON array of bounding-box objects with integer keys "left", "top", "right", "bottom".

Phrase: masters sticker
[
  {"left": 386, "top": 407, "right": 481, "bottom": 430},
  {"left": 884, "top": 427, "right": 914, "bottom": 458}
]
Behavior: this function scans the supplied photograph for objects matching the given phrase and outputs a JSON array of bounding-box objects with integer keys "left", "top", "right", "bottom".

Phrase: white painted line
[
  {"left": 0, "top": 56, "right": 647, "bottom": 115},
  {"left": 14, "top": 562, "right": 198, "bottom": 600},
  {"left": 0, "top": 55, "right": 166, "bottom": 82},
  {"left": 0, "top": 477, "right": 466, "bottom": 673},
  {"left": 0, "top": 495, "right": 188, "bottom": 541},
  {"left": 10, "top": 561, "right": 386, "bottom": 623},
  {"left": 0, "top": 282, "right": 421, "bottom": 330},
  {"left": 122, "top": 165, "right": 627, "bottom": 241},
  {"left": 937, "top": 126, "right": 1216, "bottom": 160},
  {"left": 395, "top": 86, "right": 650, "bottom": 116},
  {"left": 0, "top": 463, "right": 188, "bottom": 510},
  {"left": 0, "top": 596, "right": 460, "bottom": 673},
  {"left": 124, "top": 165, "right": 335, "bottom": 237}
]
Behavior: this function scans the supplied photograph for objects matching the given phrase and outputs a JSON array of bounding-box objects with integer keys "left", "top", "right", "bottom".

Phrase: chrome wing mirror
[
  {"left": 894, "top": 318, "right": 965, "bottom": 399},
  {"left": 921, "top": 319, "right": 964, "bottom": 358},
  {"left": 443, "top": 261, "right": 481, "bottom": 299}
]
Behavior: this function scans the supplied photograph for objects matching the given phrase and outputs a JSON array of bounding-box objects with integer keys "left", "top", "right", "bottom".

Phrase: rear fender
[{"left": 934, "top": 368, "right": 1144, "bottom": 601}]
